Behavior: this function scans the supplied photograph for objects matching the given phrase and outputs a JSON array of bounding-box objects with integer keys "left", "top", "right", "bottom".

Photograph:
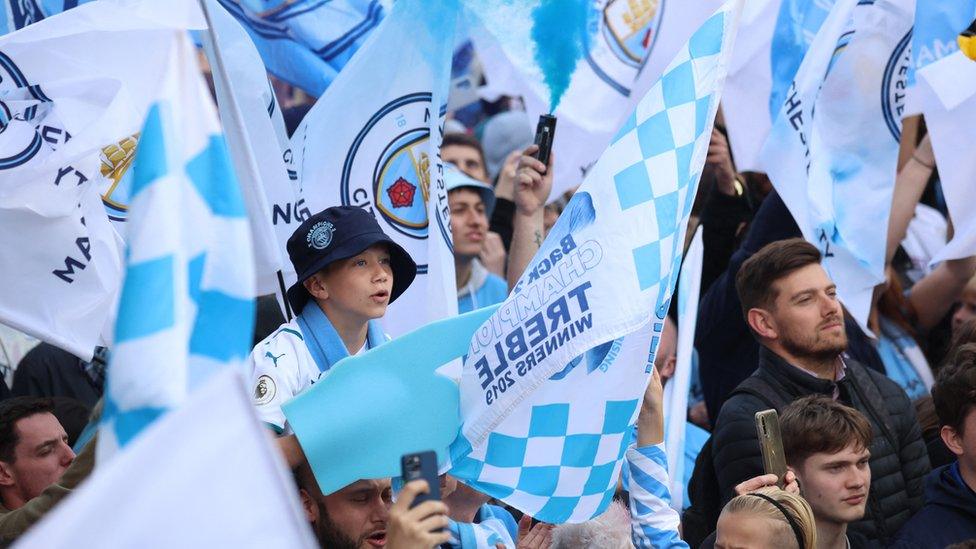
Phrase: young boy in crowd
[
  {"left": 247, "top": 206, "right": 416, "bottom": 467},
  {"left": 892, "top": 344, "right": 976, "bottom": 548},
  {"left": 445, "top": 166, "right": 508, "bottom": 313},
  {"left": 781, "top": 396, "right": 874, "bottom": 549}
]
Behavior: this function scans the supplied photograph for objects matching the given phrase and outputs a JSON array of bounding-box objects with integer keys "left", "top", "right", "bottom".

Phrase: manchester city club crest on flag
[
  {"left": 97, "top": 134, "right": 139, "bottom": 224},
  {"left": 587, "top": 0, "right": 666, "bottom": 93},
  {"left": 340, "top": 93, "right": 443, "bottom": 244},
  {"left": 0, "top": 1, "right": 211, "bottom": 361}
]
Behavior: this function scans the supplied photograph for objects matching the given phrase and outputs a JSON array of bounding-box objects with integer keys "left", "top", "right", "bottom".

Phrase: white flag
[
  {"left": 0, "top": 1, "right": 210, "bottom": 360},
  {"left": 15, "top": 370, "right": 317, "bottom": 549},
  {"left": 759, "top": 0, "right": 915, "bottom": 329},
  {"left": 663, "top": 226, "right": 703, "bottom": 512},
  {"left": 200, "top": 0, "right": 303, "bottom": 313},
  {"left": 720, "top": 0, "right": 781, "bottom": 171},
  {"left": 448, "top": 0, "right": 742, "bottom": 523},
  {"left": 469, "top": 0, "right": 723, "bottom": 198},
  {"left": 290, "top": 0, "right": 458, "bottom": 337},
  {"left": 914, "top": 2, "right": 976, "bottom": 263}
]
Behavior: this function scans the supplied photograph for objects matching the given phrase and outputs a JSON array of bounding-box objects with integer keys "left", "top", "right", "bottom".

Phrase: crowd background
[{"left": 0, "top": 0, "right": 974, "bottom": 548}]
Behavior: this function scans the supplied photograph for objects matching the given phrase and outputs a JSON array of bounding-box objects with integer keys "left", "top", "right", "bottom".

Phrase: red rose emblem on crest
[{"left": 387, "top": 177, "right": 417, "bottom": 208}]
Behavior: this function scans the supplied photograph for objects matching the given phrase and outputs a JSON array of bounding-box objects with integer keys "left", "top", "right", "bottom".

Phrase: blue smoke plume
[{"left": 530, "top": 0, "right": 593, "bottom": 111}]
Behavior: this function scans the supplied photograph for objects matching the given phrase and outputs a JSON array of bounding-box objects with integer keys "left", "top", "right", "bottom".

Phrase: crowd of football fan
[{"left": 0, "top": 88, "right": 974, "bottom": 549}]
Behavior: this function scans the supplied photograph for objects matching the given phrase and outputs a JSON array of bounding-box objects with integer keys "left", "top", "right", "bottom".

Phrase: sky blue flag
[
  {"left": 0, "top": 0, "right": 45, "bottom": 33},
  {"left": 769, "top": 0, "right": 837, "bottom": 118},
  {"left": 214, "top": 0, "right": 386, "bottom": 96},
  {"left": 911, "top": 1, "right": 976, "bottom": 85},
  {"left": 98, "top": 30, "right": 256, "bottom": 460}
]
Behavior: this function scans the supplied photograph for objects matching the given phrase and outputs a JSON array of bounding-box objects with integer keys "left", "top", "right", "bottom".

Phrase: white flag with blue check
[
  {"left": 448, "top": 0, "right": 742, "bottom": 523},
  {"left": 913, "top": 1, "right": 976, "bottom": 263},
  {"left": 98, "top": 26, "right": 256, "bottom": 459},
  {"left": 663, "top": 226, "right": 702, "bottom": 512},
  {"left": 468, "top": 0, "right": 723, "bottom": 198},
  {"left": 759, "top": 0, "right": 914, "bottom": 329},
  {"left": 290, "top": 0, "right": 458, "bottom": 337},
  {"left": 214, "top": 0, "right": 388, "bottom": 97}
]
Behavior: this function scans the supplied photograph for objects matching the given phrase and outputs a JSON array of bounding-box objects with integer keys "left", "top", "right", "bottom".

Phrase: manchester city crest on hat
[{"left": 306, "top": 220, "right": 336, "bottom": 250}]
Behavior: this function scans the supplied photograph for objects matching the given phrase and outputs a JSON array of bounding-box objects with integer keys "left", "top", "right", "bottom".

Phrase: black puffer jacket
[{"left": 711, "top": 347, "right": 930, "bottom": 545}]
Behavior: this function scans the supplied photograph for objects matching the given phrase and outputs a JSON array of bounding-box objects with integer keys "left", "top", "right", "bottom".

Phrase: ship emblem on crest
[
  {"left": 603, "top": 0, "right": 663, "bottom": 67},
  {"left": 584, "top": 0, "right": 665, "bottom": 94},
  {"left": 99, "top": 133, "right": 139, "bottom": 222}
]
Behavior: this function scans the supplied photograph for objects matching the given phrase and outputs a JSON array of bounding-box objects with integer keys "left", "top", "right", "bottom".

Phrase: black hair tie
[{"left": 747, "top": 492, "right": 805, "bottom": 549}]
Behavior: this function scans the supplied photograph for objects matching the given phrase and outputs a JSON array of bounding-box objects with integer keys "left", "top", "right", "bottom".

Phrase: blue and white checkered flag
[
  {"left": 448, "top": 0, "right": 742, "bottom": 524},
  {"left": 98, "top": 31, "right": 256, "bottom": 459},
  {"left": 215, "top": 0, "right": 387, "bottom": 96}
]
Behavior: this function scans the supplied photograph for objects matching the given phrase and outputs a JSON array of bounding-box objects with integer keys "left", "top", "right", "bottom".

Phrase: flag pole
[{"left": 198, "top": 0, "right": 294, "bottom": 320}]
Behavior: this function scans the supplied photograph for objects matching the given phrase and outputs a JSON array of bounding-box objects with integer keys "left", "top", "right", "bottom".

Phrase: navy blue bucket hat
[{"left": 286, "top": 206, "right": 417, "bottom": 314}]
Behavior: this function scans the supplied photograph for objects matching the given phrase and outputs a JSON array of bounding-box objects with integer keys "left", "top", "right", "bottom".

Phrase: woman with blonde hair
[{"left": 714, "top": 486, "right": 817, "bottom": 549}]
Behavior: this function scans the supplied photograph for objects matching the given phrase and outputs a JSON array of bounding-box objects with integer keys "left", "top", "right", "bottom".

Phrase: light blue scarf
[{"left": 295, "top": 303, "right": 387, "bottom": 374}]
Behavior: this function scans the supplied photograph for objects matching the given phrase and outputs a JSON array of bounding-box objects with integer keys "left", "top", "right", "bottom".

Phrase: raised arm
[
  {"left": 907, "top": 256, "right": 976, "bottom": 331},
  {"left": 886, "top": 135, "right": 935, "bottom": 266},
  {"left": 627, "top": 368, "right": 689, "bottom": 549},
  {"left": 507, "top": 145, "right": 553, "bottom": 291}
]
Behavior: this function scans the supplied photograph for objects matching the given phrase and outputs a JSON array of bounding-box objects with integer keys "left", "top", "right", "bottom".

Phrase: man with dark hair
[
  {"left": 441, "top": 132, "right": 489, "bottom": 183},
  {"left": 0, "top": 398, "right": 73, "bottom": 510},
  {"left": 445, "top": 166, "right": 508, "bottom": 313},
  {"left": 293, "top": 461, "right": 525, "bottom": 549},
  {"left": 892, "top": 344, "right": 976, "bottom": 547},
  {"left": 781, "top": 395, "right": 873, "bottom": 549},
  {"left": 0, "top": 396, "right": 95, "bottom": 544},
  {"left": 709, "top": 238, "right": 929, "bottom": 544}
]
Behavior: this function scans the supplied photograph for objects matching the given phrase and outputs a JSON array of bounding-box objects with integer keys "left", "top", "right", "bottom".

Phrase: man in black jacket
[
  {"left": 891, "top": 344, "right": 976, "bottom": 548},
  {"left": 711, "top": 238, "right": 929, "bottom": 544},
  {"left": 695, "top": 191, "right": 885, "bottom": 426}
]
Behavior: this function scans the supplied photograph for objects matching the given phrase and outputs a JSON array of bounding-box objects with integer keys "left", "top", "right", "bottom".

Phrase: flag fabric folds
[
  {"left": 723, "top": 0, "right": 839, "bottom": 171},
  {"left": 214, "top": 0, "right": 387, "bottom": 97},
  {"left": 720, "top": 0, "right": 781, "bottom": 171},
  {"left": 98, "top": 25, "right": 256, "bottom": 459},
  {"left": 448, "top": 0, "right": 741, "bottom": 523},
  {"left": 759, "top": 0, "right": 915, "bottom": 329},
  {"left": 0, "top": 1, "right": 211, "bottom": 360},
  {"left": 0, "top": 0, "right": 46, "bottom": 34},
  {"left": 469, "top": 0, "right": 724, "bottom": 198},
  {"left": 16, "top": 371, "right": 317, "bottom": 549},
  {"left": 290, "top": 0, "right": 459, "bottom": 337},
  {"left": 913, "top": 2, "right": 976, "bottom": 263},
  {"left": 200, "top": 0, "right": 302, "bottom": 310},
  {"left": 663, "top": 226, "right": 703, "bottom": 512}
]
